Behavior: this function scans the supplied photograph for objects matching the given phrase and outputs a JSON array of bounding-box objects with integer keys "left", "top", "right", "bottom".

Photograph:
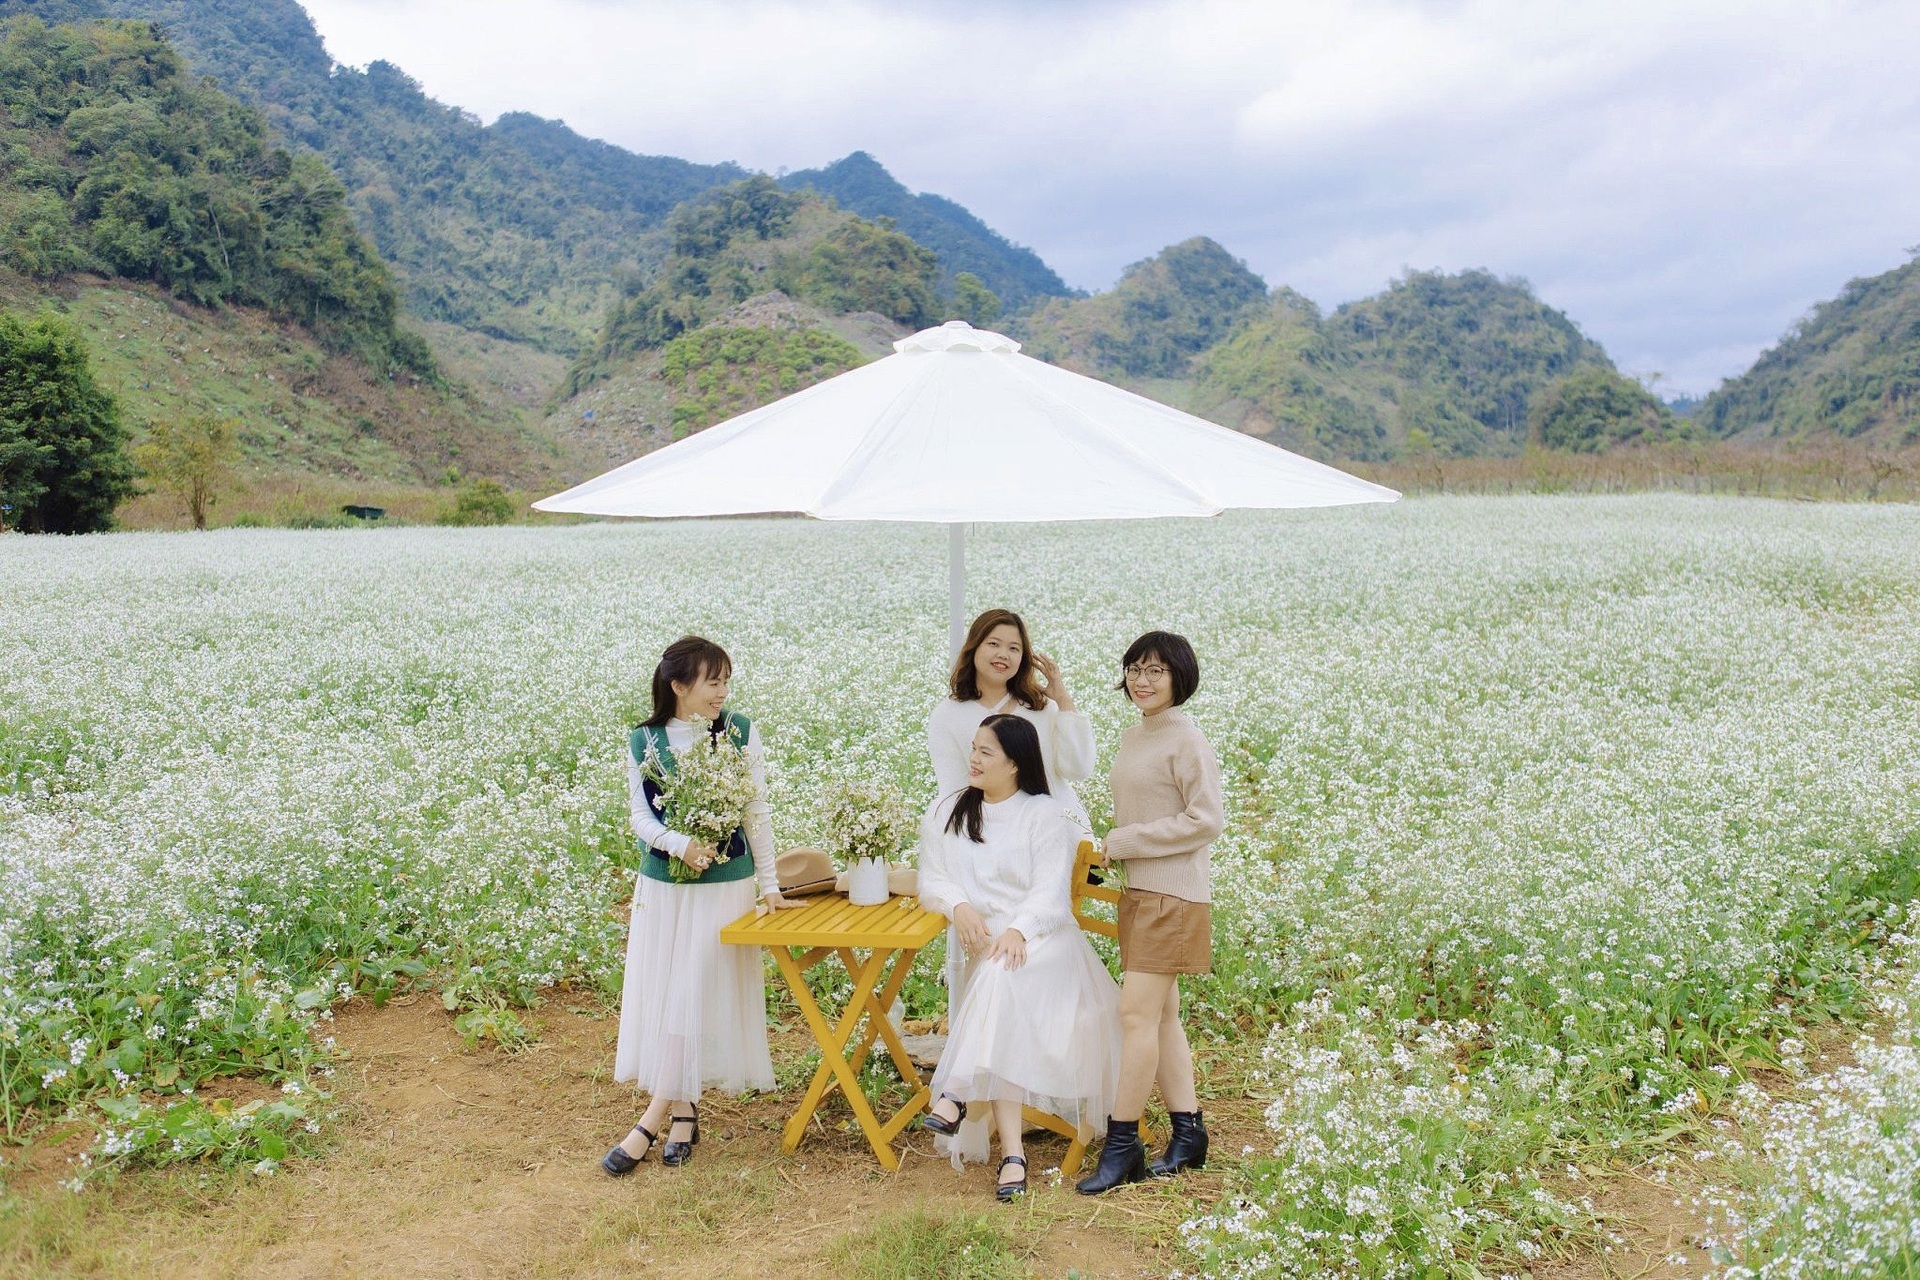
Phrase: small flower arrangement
[
  {"left": 822, "top": 775, "right": 914, "bottom": 869},
  {"left": 640, "top": 720, "right": 758, "bottom": 882}
]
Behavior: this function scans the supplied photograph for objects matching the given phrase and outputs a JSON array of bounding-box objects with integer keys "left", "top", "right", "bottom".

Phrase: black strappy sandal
[
  {"left": 996, "top": 1154, "right": 1028, "bottom": 1203},
  {"left": 920, "top": 1093, "right": 967, "bottom": 1136},
  {"left": 662, "top": 1107, "right": 698, "bottom": 1166},
  {"left": 601, "top": 1122, "right": 657, "bottom": 1176}
]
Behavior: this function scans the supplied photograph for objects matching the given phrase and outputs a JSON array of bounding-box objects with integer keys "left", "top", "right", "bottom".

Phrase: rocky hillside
[{"left": 544, "top": 291, "right": 900, "bottom": 475}]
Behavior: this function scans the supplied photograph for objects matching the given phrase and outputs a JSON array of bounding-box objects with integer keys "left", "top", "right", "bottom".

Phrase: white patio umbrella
[{"left": 534, "top": 321, "right": 1399, "bottom": 653}]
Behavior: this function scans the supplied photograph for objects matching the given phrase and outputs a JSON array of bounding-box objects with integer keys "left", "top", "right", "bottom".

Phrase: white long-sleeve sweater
[
  {"left": 916, "top": 790, "right": 1081, "bottom": 943},
  {"left": 926, "top": 695, "right": 1095, "bottom": 827}
]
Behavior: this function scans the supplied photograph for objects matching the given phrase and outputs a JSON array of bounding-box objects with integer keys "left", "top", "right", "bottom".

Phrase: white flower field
[{"left": 3, "top": 495, "right": 1917, "bottom": 1274}]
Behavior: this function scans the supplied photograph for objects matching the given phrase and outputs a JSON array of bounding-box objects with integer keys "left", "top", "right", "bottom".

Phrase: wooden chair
[{"left": 1017, "top": 839, "right": 1153, "bottom": 1174}]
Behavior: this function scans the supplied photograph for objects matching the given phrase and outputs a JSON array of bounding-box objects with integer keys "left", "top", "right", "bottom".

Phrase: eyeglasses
[{"left": 1124, "top": 663, "right": 1170, "bottom": 682}]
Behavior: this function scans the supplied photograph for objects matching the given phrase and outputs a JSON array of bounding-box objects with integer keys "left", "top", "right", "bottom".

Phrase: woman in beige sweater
[{"left": 1076, "top": 630, "right": 1222, "bottom": 1195}]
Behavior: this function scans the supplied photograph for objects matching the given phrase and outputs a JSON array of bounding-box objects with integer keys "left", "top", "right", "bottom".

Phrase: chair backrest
[{"left": 1071, "top": 838, "right": 1120, "bottom": 940}]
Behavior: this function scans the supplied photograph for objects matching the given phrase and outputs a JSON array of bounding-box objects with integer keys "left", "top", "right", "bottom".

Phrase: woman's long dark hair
[
  {"left": 945, "top": 714, "right": 1050, "bottom": 843},
  {"left": 643, "top": 635, "right": 733, "bottom": 734},
  {"left": 948, "top": 609, "right": 1046, "bottom": 710}
]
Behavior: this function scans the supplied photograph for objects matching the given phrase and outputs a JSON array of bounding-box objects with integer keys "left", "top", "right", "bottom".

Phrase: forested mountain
[
  {"left": 0, "top": 0, "right": 1075, "bottom": 353},
  {"left": 544, "top": 175, "right": 973, "bottom": 471},
  {"left": 1018, "top": 237, "right": 1268, "bottom": 378},
  {"left": 1194, "top": 269, "right": 1619, "bottom": 459},
  {"left": 1016, "top": 242, "right": 1620, "bottom": 460},
  {"left": 1698, "top": 253, "right": 1920, "bottom": 445},
  {"left": 779, "top": 151, "right": 1070, "bottom": 310},
  {"left": 0, "top": 0, "right": 744, "bottom": 351},
  {"left": 563, "top": 175, "right": 936, "bottom": 397},
  {"left": 0, "top": 17, "right": 428, "bottom": 374}
]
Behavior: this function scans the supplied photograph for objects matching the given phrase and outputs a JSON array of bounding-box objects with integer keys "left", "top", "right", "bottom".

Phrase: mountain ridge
[{"left": 0, "top": 0, "right": 1075, "bottom": 352}]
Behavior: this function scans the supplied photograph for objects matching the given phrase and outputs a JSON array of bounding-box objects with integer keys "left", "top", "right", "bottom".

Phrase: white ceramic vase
[{"left": 847, "top": 855, "right": 890, "bottom": 906}]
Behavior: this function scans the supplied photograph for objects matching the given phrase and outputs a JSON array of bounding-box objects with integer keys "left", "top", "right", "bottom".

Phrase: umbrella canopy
[{"left": 535, "top": 321, "right": 1399, "bottom": 648}]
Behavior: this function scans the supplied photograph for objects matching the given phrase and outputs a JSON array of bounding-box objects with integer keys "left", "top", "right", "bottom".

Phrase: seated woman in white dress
[{"left": 917, "top": 714, "right": 1122, "bottom": 1202}]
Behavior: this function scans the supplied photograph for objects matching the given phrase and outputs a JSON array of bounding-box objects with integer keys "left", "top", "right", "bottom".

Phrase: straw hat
[{"left": 775, "top": 847, "right": 836, "bottom": 897}]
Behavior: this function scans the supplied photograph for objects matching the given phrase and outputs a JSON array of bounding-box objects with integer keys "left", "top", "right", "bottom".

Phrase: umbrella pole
[{"left": 948, "top": 523, "right": 966, "bottom": 659}]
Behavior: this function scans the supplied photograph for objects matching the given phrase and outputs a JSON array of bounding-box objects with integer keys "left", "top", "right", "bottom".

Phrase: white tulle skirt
[
  {"left": 931, "top": 926, "right": 1121, "bottom": 1166},
  {"left": 613, "top": 874, "right": 773, "bottom": 1100}
]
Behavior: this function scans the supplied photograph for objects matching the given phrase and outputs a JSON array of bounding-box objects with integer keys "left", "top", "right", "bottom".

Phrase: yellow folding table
[{"left": 720, "top": 894, "right": 945, "bottom": 1170}]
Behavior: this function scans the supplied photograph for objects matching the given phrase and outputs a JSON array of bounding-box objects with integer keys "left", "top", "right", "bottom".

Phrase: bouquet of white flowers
[
  {"left": 640, "top": 721, "right": 758, "bottom": 882},
  {"left": 822, "top": 775, "right": 914, "bottom": 869}
]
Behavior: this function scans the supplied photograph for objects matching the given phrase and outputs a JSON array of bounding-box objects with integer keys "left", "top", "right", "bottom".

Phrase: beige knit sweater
[{"left": 1103, "top": 707, "right": 1223, "bottom": 903}]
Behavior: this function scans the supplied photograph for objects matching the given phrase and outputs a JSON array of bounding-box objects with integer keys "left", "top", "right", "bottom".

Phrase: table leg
[
  {"left": 772, "top": 946, "right": 904, "bottom": 1169},
  {"left": 850, "top": 947, "right": 928, "bottom": 1090}
]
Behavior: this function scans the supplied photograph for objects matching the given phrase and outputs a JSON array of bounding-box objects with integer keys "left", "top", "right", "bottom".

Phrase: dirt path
[
  {"left": 3, "top": 996, "right": 1266, "bottom": 1278},
  {"left": 5, "top": 992, "right": 1798, "bottom": 1278}
]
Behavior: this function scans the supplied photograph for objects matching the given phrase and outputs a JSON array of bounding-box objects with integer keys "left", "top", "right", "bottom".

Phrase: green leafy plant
[{"left": 81, "top": 1082, "right": 327, "bottom": 1183}]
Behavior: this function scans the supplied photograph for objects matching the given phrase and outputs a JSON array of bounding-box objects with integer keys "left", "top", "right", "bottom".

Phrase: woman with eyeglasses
[{"left": 1076, "top": 630, "right": 1223, "bottom": 1194}]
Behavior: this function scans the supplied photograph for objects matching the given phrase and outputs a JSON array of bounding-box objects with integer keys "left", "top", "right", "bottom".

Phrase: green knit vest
[{"left": 630, "top": 712, "right": 756, "bottom": 886}]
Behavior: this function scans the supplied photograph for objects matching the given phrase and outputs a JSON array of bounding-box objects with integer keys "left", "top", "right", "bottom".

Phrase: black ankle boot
[
  {"left": 1148, "top": 1109, "right": 1208, "bottom": 1176},
  {"left": 1075, "top": 1118, "right": 1147, "bottom": 1195}
]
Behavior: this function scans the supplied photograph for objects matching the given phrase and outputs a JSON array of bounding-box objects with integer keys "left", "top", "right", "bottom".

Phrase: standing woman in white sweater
[
  {"left": 1076, "top": 630, "right": 1223, "bottom": 1195},
  {"left": 601, "top": 636, "right": 798, "bottom": 1176},
  {"left": 927, "top": 608, "right": 1095, "bottom": 829}
]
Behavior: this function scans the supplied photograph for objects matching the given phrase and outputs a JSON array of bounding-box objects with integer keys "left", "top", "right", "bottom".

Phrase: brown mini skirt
[{"left": 1117, "top": 889, "right": 1212, "bottom": 975}]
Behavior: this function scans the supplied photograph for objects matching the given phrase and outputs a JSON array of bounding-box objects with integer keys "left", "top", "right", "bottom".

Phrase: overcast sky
[{"left": 299, "top": 0, "right": 1920, "bottom": 395}]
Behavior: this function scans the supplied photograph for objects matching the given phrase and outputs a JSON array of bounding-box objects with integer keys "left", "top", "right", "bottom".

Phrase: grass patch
[
  {"left": 585, "top": 1161, "right": 781, "bottom": 1247},
  {"left": 829, "top": 1209, "right": 1028, "bottom": 1280}
]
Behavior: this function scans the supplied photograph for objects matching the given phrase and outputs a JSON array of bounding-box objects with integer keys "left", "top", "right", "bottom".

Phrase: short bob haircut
[{"left": 1115, "top": 630, "right": 1199, "bottom": 707}]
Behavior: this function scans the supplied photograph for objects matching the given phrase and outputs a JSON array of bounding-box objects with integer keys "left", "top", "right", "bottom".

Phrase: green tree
[
  {"left": 1530, "top": 367, "right": 1678, "bottom": 452},
  {"left": 438, "top": 476, "right": 516, "bottom": 525},
  {"left": 782, "top": 216, "right": 938, "bottom": 327},
  {"left": 136, "top": 413, "right": 239, "bottom": 528},
  {"left": 948, "top": 272, "right": 1001, "bottom": 327},
  {"left": 0, "top": 308, "right": 136, "bottom": 532}
]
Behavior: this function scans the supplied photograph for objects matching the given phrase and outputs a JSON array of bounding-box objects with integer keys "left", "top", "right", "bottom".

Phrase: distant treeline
[{"left": 1354, "top": 440, "right": 1920, "bottom": 503}]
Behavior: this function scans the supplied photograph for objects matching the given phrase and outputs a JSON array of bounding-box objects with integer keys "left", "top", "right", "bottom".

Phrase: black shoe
[
  {"left": 1075, "top": 1118, "right": 1147, "bottom": 1195},
  {"left": 1148, "top": 1109, "right": 1208, "bottom": 1177},
  {"left": 601, "top": 1122, "right": 657, "bottom": 1177},
  {"left": 920, "top": 1093, "right": 967, "bottom": 1136},
  {"left": 662, "top": 1109, "right": 697, "bottom": 1166},
  {"left": 995, "top": 1154, "right": 1028, "bottom": 1203}
]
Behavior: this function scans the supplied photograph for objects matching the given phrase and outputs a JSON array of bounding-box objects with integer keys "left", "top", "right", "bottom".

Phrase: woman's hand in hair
[
  {"left": 986, "top": 927, "right": 1027, "bottom": 971},
  {"left": 953, "top": 901, "right": 992, "bottom": 956},
  {"left": 1032, "top": 651, "right": 1075, "bottom": 711}
]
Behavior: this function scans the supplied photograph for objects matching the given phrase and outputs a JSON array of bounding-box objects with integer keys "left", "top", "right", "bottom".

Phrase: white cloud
[{"left": 298, "top": 0, "right": 1920, "bottom": 394}]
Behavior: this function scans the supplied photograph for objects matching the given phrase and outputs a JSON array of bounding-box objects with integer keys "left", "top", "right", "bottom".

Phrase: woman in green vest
[{"left": 602, "top": 635, "right": 797, "bottom": 1175}]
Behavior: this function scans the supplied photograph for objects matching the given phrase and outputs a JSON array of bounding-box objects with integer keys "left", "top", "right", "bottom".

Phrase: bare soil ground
[
  {"left": 1, "top": 996, "right": 1255, "bottom": 1278},
  {"left": 7, "top": 999, "right": 1858, "bottom": 1279}
]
